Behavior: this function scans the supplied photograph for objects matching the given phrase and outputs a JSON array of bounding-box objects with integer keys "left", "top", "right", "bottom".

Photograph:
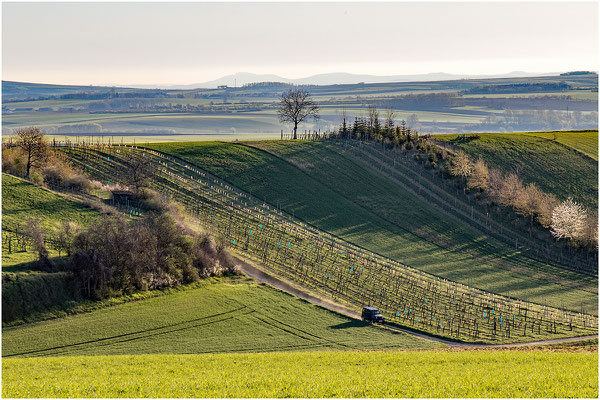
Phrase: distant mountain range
[{"left": 128, "top": 71, "right": 559, "bottom": 89}]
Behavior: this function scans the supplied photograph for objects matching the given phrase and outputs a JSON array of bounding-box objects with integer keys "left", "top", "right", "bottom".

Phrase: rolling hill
[
  {"left": 146, "top": 140, "right": 598, "bottom": 315},
  {"left": 433, "top": 131, "right": 599, "bottom": 209}
]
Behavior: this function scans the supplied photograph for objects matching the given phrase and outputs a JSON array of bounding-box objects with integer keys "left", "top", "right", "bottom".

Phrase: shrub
[
  {"left": 23, "top": 218, "right": 54, "bottom": 271},
  {"left": 69, "top": 211, "right": 239, "bottom": 299},
  {"left": 41, "top": 162, "right": 92, "bottom": 193},
  {"left": 30, "top": 170, "right": 44, "bottom": 186},
  {"left": 2, "top": 149, "right": 27, "bottom": 177}
]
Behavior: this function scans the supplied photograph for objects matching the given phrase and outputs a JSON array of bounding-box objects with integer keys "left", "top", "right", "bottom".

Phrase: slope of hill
[
  {"left": 2, "top": 81, "right": 120, "bottom": 101},
  {"left": 433, "top": 131, "right": 599, "bottom": 209},
  {"left": 3, "top": 277, "right": 438, "bottom": 358},
  {"left": 145, "top": 141, "right": 597, "bottom": 314},
  {"left": 1, "top": 173, "right": 101, "bottom": 234},
  {"left": 523, "top": 130, "right": 598, "bottom": 160}
]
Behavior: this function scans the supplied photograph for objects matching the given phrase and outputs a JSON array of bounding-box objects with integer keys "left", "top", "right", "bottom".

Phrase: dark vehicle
[{"left": 361, "top": 306, "right": 385, "bottom": 323}]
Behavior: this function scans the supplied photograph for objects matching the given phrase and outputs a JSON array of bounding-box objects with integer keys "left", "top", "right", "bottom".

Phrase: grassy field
[
  {"left": 523, "top": 130, "right": 598, "bottom": 160},
  {"left": 2, "top": 173, "right": 103, "bottom": 271},
  {"left": 1, "top": 173, "right": 101, "bottom": 233},
  {"left": 146, "top": 141, "right": 597, "bottom": 314},
  {"left": 3, "top": 349, "right": 597, "bottom": 398},
  {"left": 2, "top": 277, "right": 439, "bottom": 357},
  {"left": 434, "top": 131, "right": 598, "bottom": 209}
]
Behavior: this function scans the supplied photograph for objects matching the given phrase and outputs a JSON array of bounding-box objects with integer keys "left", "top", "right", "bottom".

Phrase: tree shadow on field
[{"left": 330, "top": 319, "right": 370, "bottom": 329}]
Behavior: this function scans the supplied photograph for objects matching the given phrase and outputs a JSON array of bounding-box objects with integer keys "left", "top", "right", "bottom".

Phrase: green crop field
[
  {"left": 523, "top": 130, "right": 598, "bottom": 160},
  {"left": 145, "top": 141, "right": 597, "bottom": 315},
  {"left": 434, "top": 131, "right": 599, "bottom": 209},
  {"left": 3, "top": 277, "right": 439, "bottom": 357},
  {"left": 3, "top": 350, "right": 597, "bottom": 398}
]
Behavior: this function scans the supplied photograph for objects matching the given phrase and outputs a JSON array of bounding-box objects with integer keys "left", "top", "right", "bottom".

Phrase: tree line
[
  {"left": 447, "top": 151, "right": 597, "bottom": 249},
  {"left": 330, "top": 108, "right": 598, "bottom": 251}
]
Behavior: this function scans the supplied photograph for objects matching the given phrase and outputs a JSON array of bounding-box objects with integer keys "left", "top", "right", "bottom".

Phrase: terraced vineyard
[
  {"left": 249, "top": 139, "right": 596, "bottom": 273},
  {"left": 58, "top": 143, "right": 598, "bottom": 344}
]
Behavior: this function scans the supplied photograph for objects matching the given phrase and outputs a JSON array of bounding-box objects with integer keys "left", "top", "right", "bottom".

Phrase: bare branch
[{"left": 277, "top": 89, "right": 320, "bottom": 139}]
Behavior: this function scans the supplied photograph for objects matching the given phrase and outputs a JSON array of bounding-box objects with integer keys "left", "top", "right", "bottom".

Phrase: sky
[{"left": 2, "top": 1, "right": 598, "bottom": 86}]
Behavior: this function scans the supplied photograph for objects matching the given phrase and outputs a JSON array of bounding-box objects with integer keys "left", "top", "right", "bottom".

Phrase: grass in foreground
[
  {"left": 2, "top": 277, "right": 439, "bottom": 357},
  {"left": 3, "top": 350, "right": 597, "bottom": 398}
]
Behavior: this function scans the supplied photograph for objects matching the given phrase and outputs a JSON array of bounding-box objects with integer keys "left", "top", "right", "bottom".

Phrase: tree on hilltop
[{"left": 278, "top": 89, "right": 319, "bottom": 140}]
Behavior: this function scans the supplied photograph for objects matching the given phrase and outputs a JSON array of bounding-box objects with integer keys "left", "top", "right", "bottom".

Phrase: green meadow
[
  {"left": 1, "top": 173, "right": 101, "bottom": 234},
  {"left": 3, "top": 350, "right": 597, "bottom": 398},
  {"left": 3, "top": 277, "right": 439, "bottom": 357}
]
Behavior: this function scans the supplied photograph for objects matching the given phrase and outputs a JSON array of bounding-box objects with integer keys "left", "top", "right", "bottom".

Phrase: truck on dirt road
[{"left": 361, "top": 306, "right": 385, "bottom": 324}]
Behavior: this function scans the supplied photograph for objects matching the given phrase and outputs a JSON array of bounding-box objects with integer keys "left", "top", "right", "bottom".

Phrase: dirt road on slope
[{"left": 234, "top": 254, "right": 598, "bottom": 349}]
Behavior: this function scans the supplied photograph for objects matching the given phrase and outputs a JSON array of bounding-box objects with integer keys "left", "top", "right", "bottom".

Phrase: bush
[
  {"left": 69, "top": 211, "right": 239, "bottom": 300},
  {"left": 2, "top": 149, "right": 27, "bottom": 177},
  {"left": 30, "top": 170, "right": 44, "bottom": 186},
  {"left": 64, "top": 173, "right": 93, "bottom": 192},
  {"left": 41, "top": 163, "right": 92, "bottom": 193}
]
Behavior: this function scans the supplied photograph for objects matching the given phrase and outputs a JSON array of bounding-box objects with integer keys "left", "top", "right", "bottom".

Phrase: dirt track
[{"left": 234, "top": 255, "right": 598, "bottom": 349}]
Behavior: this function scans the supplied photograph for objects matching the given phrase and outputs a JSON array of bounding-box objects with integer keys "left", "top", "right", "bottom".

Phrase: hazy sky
[{"left": 2, "top": 1, "right": 598, "bottom": 85}]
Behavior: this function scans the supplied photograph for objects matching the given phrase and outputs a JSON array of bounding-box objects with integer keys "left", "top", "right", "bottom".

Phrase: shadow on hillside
[{"left": 330, "top": 319, "right": 369, "bottom": 329}]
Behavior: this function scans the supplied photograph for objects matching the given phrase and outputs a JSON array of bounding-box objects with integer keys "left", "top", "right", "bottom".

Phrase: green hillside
[
  {"left": 524, "top": 130, "right": 598, "bottom": 160},
  {"left": 3, "top": 277, "right": 438, "bottom": 357},
  {"left": 2, "top": 173, "right": 102, "bottom": 270},
  {"left": 434, "top": 131, "right": 598, "bottom": 209},
  {"left": 147, "top": 141, "right": 597, "bottom": 314},
  {"left": 4, "top": 350, "right": 597, "bottom": 398},
  {"left": 1, "top": 173, "right": 101, "bottom": 233}
]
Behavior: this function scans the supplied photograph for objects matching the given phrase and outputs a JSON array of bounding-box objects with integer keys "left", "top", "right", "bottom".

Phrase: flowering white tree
[{"left": 550, "top": 198, "right": 587, "bottom": 243}]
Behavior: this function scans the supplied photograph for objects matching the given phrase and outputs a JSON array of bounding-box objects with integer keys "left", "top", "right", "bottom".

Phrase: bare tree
[
  {"left": 498, "top": 172, "right": 523, "bottom": 208},
  {"left": 513, "top": 183, "right": 539, "bottom": 222},
  {"left": 55, "top": 221, "right": 81, "bottom": 257},
  {"left": 466, "top": 157, "right": 489, "bottom": 191},
  {"left": 367, "top": 105, "right": 379, "bottom": 128},
  {"left": 15, "top": 127, "right": 48, "bottom": 177},
  {"left": 384, "top": 109, "right": 396, "bottom": 135},
  {"left": 122, "top": 152, "right": 156, "bottom": 195},
  {"left": 582, "top": 212, "right": 599, "bottom": 250},
  {"left": 533, "top": 191, "right": 558, "bottom": 228},
  {"left": 23, "top": 217, "right": 53, "bottom": 271},
  {"left": 277, "top": 89, "right": 319, "bottom": 139},
  {"left": 486, "top": 168, "right": 504, "bottom": 202},
  {"left": 407, "top": 113, "right": 421, "bottom": 131}
]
